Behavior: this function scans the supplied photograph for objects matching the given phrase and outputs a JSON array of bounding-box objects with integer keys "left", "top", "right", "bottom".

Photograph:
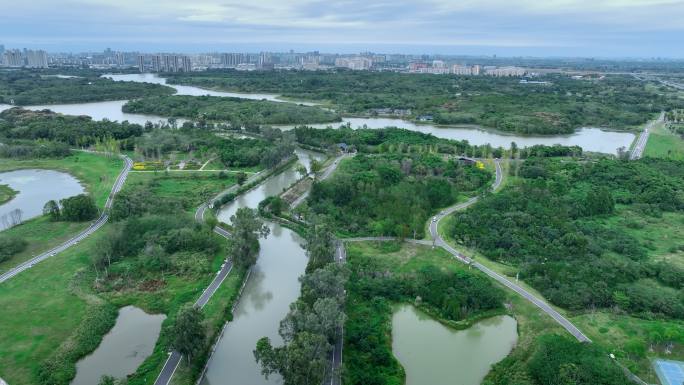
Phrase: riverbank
[
  {"left": 0, "top": 153, "right": 123, "bottom": 273},
  {"left": 0, "top": 184, "right": 18, "bottom": 205}
]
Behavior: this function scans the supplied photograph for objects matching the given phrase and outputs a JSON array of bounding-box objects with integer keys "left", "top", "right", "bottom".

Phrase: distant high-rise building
[
  {"left": 3, "top": 49, "right": 25, "bottom": 67},
  {"left": 181, "top": 56, "right": 192, "bottom": 72},
  {"left": 0, "top": 45, "right": 5, "bottom": 57},
  {"left": 26, "top": 50, "right": 48, "bottom": 68},
  {"left": 137, "top": 55, "right": 145, "bottom": 73},
  {"left": 115, "top": 52, "right": 124, "bottom": 67},
  {"left": 152, "top": 55, "right": 162, "bottom": 72}
]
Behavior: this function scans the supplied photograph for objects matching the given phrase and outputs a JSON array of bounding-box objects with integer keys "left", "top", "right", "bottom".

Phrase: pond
[
  {"left": 71, "top": 306, "right": 166, "bottom": 385},
  {"left": 0, "top": 169, "right": 85, "bottom": 230},
  {"left": 392, "top": 305, "right": 518, "bottom": 385}
]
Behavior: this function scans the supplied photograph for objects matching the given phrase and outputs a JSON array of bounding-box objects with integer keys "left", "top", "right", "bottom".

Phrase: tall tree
[
  {"left": 170, "top": 305, "right": 206, "bottom": 364},
  {"left": 228, "top": 207, "right": 269, "bottom": 268},
  {"left": 254, "top": 332, "right": 331, "bottom": 385}
]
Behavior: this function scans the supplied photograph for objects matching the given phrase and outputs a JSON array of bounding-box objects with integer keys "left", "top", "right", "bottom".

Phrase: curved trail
[{"left": 0, "top": 153, "right": 133, "bottom": 284}]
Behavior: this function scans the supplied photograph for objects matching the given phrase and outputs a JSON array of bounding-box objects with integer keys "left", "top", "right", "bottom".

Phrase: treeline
[
  {"left": 306, "top": 153, "right": 491, "bottom": 237},
  {"left": 255, "top": 224, "right": 347, "bottom": 385},
  {"left": 484, "top": 334, "right": 628, "bottom": 385},
  {"left": 344, "top": 243, "right": 504, "bottom": 385},
  {"left": 0, "top": 69, "right": 173, "bottom": 105},
  {"left": 135, "top": 128, "right": 295, "bottom": 169},
  {"left": 0, "top": 108, "right": 143, "bottom": 148},
  {"left": 164, "top": 70, "right": 684, "bottom": 134},
  {"left": 294, "top": 126, "right": 582, "bottom": 159},
  {"left": 450, "top": 157, "right": 684, "bottom": 318},
  {"left": 123, "top": 95, "right": 341, "bottom": 125}
]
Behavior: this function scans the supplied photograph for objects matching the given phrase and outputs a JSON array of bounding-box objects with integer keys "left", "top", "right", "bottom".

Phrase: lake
[
  {"left": 392, "top": 305, "right": 518, "bottom": 385},
  {"left": 0, "top": 169, "right": 85, "bottom": 230},
  {"left": 71, "top": 306, "right": 166, "bottom": 385}
]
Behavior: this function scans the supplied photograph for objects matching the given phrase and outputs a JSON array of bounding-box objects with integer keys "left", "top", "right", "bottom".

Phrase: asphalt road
[
  {"left": 291, "top": 153, "right": 351, "bottom": 208},
  {"left": 630, "top": 112, "right": 664, "bottom": 160},
  {"left": 427, "top": 159, "right": 591, "bottom": 342},
  {"left": 0, "top": 154, "right": 132, "bottom": 284},
  {"left": 153, "top": 186, "right": 236, "bottom": 385}
]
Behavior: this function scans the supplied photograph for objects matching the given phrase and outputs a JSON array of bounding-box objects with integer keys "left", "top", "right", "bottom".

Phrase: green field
[
  {"left": 124, "top": 172, "right": 237, "bottom": 213},
  {"left": 0, "top": 230, "right": 102, "bottom": 385},
  {"left": 0, "top": 183, "right": 18, "bottom": 204},
  {"left": 0, "top": 166, "right": 243, "bottom": 385},
  {"left": 644, "top": 122, "right": 684, "bottom": 160},
  {"left": 0, "top": 153, "right": 124, "bottom": 272}
]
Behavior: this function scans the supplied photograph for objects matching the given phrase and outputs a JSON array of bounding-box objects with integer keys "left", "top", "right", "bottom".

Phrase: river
[
  {"left": 71, "top": 306, "right": 166, "bottom": 385},
  {"left": 201, "top": 148, "right": 325, "bottom": 385},
  {"left": 0, "top": 73, "right": 635, "bottom": 154},
  {"left": 392, "top": 305, "right": 518, "bottom": 385},
  {"left": 0, "top": 169, "right": 85, "bottom": 230}
]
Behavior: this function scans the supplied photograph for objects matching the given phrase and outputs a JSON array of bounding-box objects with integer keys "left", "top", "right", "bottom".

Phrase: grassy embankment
[
  {"left": 0, "top": 152, "right": 123, "bottom": 273},
  {"left": 0, "top": 171, "right": 243, "bottom": 385},
  {"left": 0, "top": 183, "right": 18, "bottom": 204},
  {"left": 644, "top": 121, "right": 684, "bottom": 160}
]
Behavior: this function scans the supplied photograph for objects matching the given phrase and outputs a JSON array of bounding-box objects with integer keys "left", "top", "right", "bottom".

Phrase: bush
[{"left": 0, "top": 235, "right": 28, "bottom": 262}]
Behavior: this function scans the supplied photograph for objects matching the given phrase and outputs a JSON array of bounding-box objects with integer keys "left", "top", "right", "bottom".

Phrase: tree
[
  {"left": 60, "top": 194, "right": 98, "bottom": 221},
  {"left": 310, "top": 159, "right": 322, "bottom": 174},
  {"left": 98, "top": 375, "right": 117, "bottom": 385},
  {"left": 254, "top": 332, "right": 331, "bottom": 385},
  {"left": 236, "top": 171, "right": 248, "bottom": 186},
  {"left": 43, "top": 200, "right": 60, "bottom": 221},
  {"left": 0, "top": 235, "right": 28, "bottom": 263},
  {"left": 304, "top": 223, "right": 335, "bottom": 271},
  {"left": 228, "top": 208, "right": 269, "bottom": 268},
  {"left": 171, "top": 305, "right": 206, "bottom": 364}
]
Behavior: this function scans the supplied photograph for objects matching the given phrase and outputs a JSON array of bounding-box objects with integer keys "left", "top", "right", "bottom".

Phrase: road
[
  {"left": 291, "top": 153, "right": 351, "bottom": 208},
  {"left": 426, "top": 159, "right": 591, "bottom": 342},
  {"left": 153, "top": 190, "right": 236, "bottom": 385},
  {"left": 630, "top": 112, "right": 664, "bottom": 160},
  {"left": 0, "top": 154, "right": 133, "bottom": 284}
]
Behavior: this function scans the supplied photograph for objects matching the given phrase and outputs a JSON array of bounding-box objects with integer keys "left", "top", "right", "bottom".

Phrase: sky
[{"left": 1, "top": 0, "right": 683, "bottom": 57}]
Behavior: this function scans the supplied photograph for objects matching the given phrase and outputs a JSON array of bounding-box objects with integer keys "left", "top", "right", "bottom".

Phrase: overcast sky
[{"left": 2, "top": 0, "right": 683, "bottom": 57}]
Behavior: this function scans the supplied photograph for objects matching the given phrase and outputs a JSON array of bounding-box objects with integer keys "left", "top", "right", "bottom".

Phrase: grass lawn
[
  {"left": 0, "top": 152, "right": 124, "bottom": 207},
  {"left": 0, "top": 152, "right": 124, "bottom": 272},
  {"left": 644, "top": 122, "right": 684, "bottom": 160},
  {"left": 572, "top": 312, "right": 684, "bottom": 382},
  {"left": 0, "top": 183, "right": 18, "bottom": 204},
  {"left": 0, "top": 229, "right": 102, "bottom": 385}
]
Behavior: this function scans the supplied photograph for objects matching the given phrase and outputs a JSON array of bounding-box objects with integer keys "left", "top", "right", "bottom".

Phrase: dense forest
[
  {"left": 0, "top": 108, "right": 143, "bottom": 149},
  {"left": 123, "top": 95, "right": 341, "bottom": 126},
  {"left": 484, "top": 334, "right": 629, "bottom": 385},
  {"left": 164, "top": 70, "right": 683, "bottom": 134},
  {"left": 307, "top": 153, "right": 492, "bottom": 238},
  {"left": 294, "top": 125, "right": 583, "bottom": 158},
  {"left": 0, "top": 70, "right": 174, "bottom": 105},
  {"left": 344, "top": 243, "right": 505, "bottom": 385},
  {"left": 450, "top": 157, "right": 684, "bottom": 318}
]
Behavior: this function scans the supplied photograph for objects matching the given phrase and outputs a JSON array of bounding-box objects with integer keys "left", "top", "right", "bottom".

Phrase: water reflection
[{"left": 392, "top": 305, "right": 517, "bottom": 385}]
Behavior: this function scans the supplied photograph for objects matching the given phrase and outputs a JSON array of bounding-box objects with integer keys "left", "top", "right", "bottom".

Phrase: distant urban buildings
[
  {"left": 0, "top": 44, "right": 533, "bottom": 77},
  {"left": 1, "top": 48, "right": 48, "bottom": 68}
]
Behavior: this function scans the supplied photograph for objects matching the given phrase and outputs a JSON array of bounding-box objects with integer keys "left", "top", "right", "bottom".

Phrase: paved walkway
[{"left": 0, "top": 153, "right": 132, "bottom": 284}]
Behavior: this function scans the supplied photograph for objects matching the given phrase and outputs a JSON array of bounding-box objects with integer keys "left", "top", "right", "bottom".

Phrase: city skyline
[{"left": 2, "top": 0, "right": 684, "bottom": 58}]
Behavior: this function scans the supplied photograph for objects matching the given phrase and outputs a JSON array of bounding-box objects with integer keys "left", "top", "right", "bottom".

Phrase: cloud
[{"left": 1, "top": 0, "right": 683, "bottom": 56}]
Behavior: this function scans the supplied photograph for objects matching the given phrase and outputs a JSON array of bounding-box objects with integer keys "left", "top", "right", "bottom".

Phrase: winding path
[{"left": 0, "top": 153, "right": 133, "bottom": 284}]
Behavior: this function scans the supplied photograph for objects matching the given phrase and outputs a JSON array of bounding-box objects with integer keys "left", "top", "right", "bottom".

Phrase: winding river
[
  {"left": 0, "top": 169, "right": 85, "bottom": 230},
  {"left": 0, "top": 73, "right": 635, "bottom": 154}
]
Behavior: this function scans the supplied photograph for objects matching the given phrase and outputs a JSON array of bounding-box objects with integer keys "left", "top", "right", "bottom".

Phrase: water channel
[
  {"left": 392, "top": 305, "right": 518, "bottom": 385},
  {"left": 201, "top": 148, "right": 325, "bottom": 385},
  {"left": 0, "top": 73, "right": 635, "bottom": 154},
  {"left": 0, "top": 169, "right": 85, "bottom": 230},
  {"left": 71, "top": 306, "right": 166, "bottom": 385}
]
